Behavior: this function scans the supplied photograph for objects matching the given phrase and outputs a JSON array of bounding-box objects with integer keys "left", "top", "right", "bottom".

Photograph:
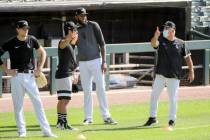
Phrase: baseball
[
  {"left": 162, "top": 126, "right": 174, "bottom": 131},
  {"left": 76, "top": 133, "right": 86, "bottom": 140}
]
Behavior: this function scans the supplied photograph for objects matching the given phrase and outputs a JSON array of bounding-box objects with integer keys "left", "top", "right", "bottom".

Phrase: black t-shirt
[
  {"left": 155, "top": 35, "right": 191, "bottom": 79},
  {"left": 55, "top": 42, "right": 77, "bottom": 79},
  {"left": 0, "top": 35, "right": 40, "bottom": 70}
]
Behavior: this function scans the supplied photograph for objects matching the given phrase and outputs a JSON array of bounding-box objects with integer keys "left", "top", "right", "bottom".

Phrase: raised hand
[
  {"left": 154, "top": 26, "right": 161, "bottom": 39},
  {"left": 70, "top": 31, "right": 78, "bottom": 45}
]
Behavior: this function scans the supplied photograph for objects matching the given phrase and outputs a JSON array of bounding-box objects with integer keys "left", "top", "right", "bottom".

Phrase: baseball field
[{"left": 0, "top": 98, "right": 210, "bottom": 140}]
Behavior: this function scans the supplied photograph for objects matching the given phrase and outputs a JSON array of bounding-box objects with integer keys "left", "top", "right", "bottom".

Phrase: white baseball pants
[
  {"left": 10, "top": 73, "right": 52, "bottom": 135},
  {"left": 150, "top": 74, "right": 180, "bottom": 121},
  {"left": 79, "top": 58, "right": 111, "bottom": 121}
]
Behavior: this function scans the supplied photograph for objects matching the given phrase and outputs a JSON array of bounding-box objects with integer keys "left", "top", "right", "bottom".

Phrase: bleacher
[{"left": 191, "top": 0, "right": 210, "bottom": 36}]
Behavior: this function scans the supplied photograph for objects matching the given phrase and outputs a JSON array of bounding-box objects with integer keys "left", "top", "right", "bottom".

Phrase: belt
[{"left": 17, "top": 69, "right": 34, "bottom": 74}]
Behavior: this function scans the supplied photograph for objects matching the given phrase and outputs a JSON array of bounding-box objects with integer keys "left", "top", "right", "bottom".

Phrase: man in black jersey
[
  {"left": 55, "top": 21, "right": 79, "bottom": 131},
  {"left": 0, "top": 20, "right": 57, "bottom": 137},
  {"left": 143, "top": 21, "right": 194, "bottom": 130}
]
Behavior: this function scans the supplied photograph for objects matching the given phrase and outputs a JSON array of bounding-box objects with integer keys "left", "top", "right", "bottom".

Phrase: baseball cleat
[
  {"left": 43, "top": 132, "right": 58, "bottom": 138},
  {"left": 143, "top": 117, "right": 158, "bottom": 126},
  {"left": 83, "top": 119, "right": 93, "bottom": 125},
  {"left": 18, "top": 132, "right": 26, "bottom": 137},
  {"left": 56, "top": 122, "right": 64, "bottom": 130},
  {"left": 168, "top": 120, "right": 175, "bottom": 127},
  {"left": 104, "top": 117, "right": 118, "bottom": 125},
  {"left": 64, "top": 124, "right": 79, "bottom": 131},
  {"left": 161, "top": 120, "right": 175, "bottom": 131}
]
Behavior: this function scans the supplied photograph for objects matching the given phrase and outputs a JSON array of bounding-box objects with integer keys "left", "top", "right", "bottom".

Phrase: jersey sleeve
[
  {"left": 92, "top": 22, "right": 106, "bottom": 49},
  {"left": 31, "top": 36, "right": 40, "bottom": 50},
  {"left": 182, "top": 42, "right": 191, "bottom": 59}
]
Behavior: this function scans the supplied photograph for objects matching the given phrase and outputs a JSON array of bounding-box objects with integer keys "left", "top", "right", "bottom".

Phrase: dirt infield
[{"left": 0, "top": 86, "right": 210, "bottom": 113}]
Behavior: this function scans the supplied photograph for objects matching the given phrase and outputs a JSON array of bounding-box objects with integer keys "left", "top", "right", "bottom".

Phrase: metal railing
[
  {"left": 105, "top": 40, "right": 210, "bottom": 89},
  {"left": 0, "top": 40, "right": 210, "bottom": 97},
  {"left": 0, "top": 0, "right": 84, "bottom": 2}
]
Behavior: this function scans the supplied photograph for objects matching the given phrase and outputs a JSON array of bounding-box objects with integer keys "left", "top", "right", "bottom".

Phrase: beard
[{"left": 77, "top": 19, "right": 87, "bottom": 26}]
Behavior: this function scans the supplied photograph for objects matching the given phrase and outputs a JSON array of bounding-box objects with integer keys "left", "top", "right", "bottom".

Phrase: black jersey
[
  {"left": 55, "top": 42, "right": 77, "bottom": 79},
  {"left": 155, "top": 35, "right": 191, "bottom": 79},
  {"left": 0, "top": 35, "right": 40, "bottom": 70}
]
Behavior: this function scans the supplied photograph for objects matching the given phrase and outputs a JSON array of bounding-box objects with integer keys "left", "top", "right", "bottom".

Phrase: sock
[
  {"left": 61, "top": 114, "right": 67, "bottom": 123},
  {"left": 57, "top": 113, "right": 62, "bottom": 122}
]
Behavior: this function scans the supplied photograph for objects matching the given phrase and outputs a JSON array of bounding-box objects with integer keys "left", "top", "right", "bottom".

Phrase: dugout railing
[{"left": 0, "top": 40, "right": 210, "bottom": 97}]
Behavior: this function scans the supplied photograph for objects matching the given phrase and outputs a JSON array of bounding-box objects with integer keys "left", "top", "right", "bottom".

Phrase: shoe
[
  {"left": 168, "top": 120, "right": 175, "bottom": 127},
  {"left": 43, "top": 132, "right": 58, "bottom": 138},
  {"left": 64, "top": 124, "right": 79, "bottom": 131},
  {"left": 143, "top": 117, "right": 158, "bottom": 126},
  {"left": 83, "top": 119, "right": 93, "bottom": 125},
  {"left": 19, "top": 132, "right": 26, "bottom": 137},
  {"left": 56, "top": 122, "right": 65, "bottom": 130},
  {"left": 104, "top": 117, "right": 118, "bottom": 125}
]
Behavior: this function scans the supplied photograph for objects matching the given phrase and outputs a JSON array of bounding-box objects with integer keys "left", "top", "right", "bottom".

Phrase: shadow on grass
[
  {"left": 81, "top": 125, "right": 162, "bottom": 133},
  {"left": 0, "top": 125, "right": 43, "bottom": 139},
  {"left": 0, "top": 136, "right": 19, "bottom": 139},
  {"left": 0, "top": 125, "right": 40, "bottom": 129},
  {"left": 51, "top": 123, "right": 107, "bottom": 127},
  {"left": 0, "top": 135, "right": 42, "bottom": 139},
  {"left": 0, "top": 125, "right": 41, "bottom": 133}
]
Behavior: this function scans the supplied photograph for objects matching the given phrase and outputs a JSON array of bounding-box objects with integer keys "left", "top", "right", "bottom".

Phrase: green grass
[{"left": 0, "top": 99, "right": 210, "bottom": 140}]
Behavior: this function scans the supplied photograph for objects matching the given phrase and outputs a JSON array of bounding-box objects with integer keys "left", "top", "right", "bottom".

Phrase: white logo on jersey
[
  {"left": 27, "top": 44, "right": 31, "bottom": 48},
  {"left": 14, "top": 46, "right": 20, "bottom": 49}
]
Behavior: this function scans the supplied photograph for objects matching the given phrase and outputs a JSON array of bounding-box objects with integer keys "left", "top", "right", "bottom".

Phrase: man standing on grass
[
  {"left": 0, "top": 20, "right": 57, "bottom": 138},
  {"left": 143, "top": 21, "right": 194, "bottom": 130},
  {"left": 74, "top": 8, "right": 117, "bottom": 125}
]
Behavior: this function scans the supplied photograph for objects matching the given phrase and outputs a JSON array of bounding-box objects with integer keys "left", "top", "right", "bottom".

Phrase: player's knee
[{"left": 63, "top": 99, "right": 70, "bottom": 105}]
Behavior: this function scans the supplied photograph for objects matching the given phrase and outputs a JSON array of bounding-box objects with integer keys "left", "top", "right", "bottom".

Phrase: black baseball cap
[
  {"left": 163, "top": 21, "right": 176, "bottom": 29},
  {"left": 75, "top": 7, "right": 88, "bottom": 15},
  {"left": 16, "top": 20, "right": 30, "bottom": 29},
  {"left": 64, "top": 21, "right": 78, "bottom": 31}
]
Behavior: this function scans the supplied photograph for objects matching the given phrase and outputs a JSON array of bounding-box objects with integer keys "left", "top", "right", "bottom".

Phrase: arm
[
  {"left": 0, "top": 64, "right": 17, "bottom": 76},
  {"left": 185, "top": 55, "right": 194, "bottom": 83},
  {"left": 35, "top": 46, "right": 46, "bottom": 77},
  {"left": 59, "top": 35, "right": 71, "bottom": 49},
  {"left": 100, "top": 46, "right": 107, "bottom": 73},
  {"left": 151, "top": 27, "right": 160, "bottom": 48},
  {"left": 59, "top": 39, "right": 71, "bottom": 49},
  {"left": 92, "top": 22, "right": 107, "bottom": 73},
  {"left": 0, "top": 42, "right": 17, "bottom": 76},
  {"left": 59, "top": 32, "right": 78, "bottom": 49},
  {"left": 70, "top": 32, "right": 78, "bottom": 46},
  {"left": 151, "top": 36, "right": 159, "bottom": 48},
  {"left": 72, "top": 70, "right": 79, "bottom": 84},
  {"left": 101, "top": 46, "right": 106, "bottom": 64}
]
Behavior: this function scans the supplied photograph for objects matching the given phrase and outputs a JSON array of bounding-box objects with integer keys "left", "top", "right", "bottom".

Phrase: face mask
[{"left": 163, "top": 30, "right": 169, "bottom": 38}]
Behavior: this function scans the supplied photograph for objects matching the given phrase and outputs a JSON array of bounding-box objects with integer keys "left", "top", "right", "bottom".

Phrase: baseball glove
[{"left": 35, "top": 72, "right": 48, "bottom": 88}]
